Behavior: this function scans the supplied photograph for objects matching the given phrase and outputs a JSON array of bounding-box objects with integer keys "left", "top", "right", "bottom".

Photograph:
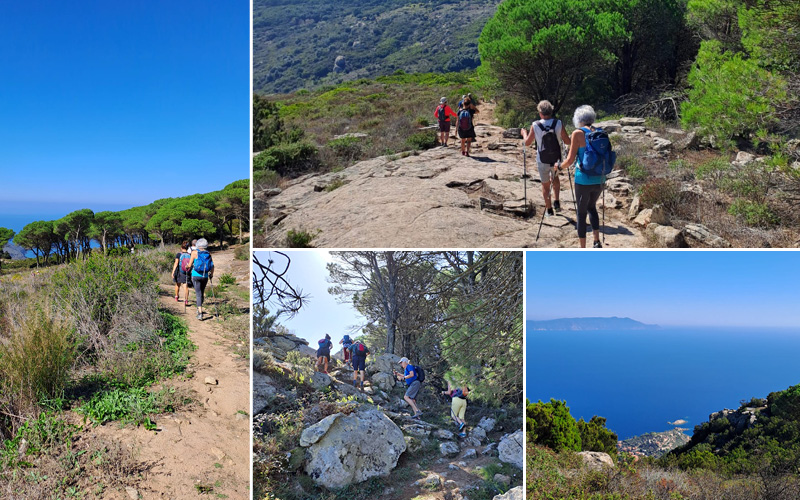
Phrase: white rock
[
  {"left": 578, "top": 451, "right": 615, "bottom": 470},
  {"left": 204, "top": 377, "right": 218, "bottom": 385},
  {"left": 470, "top": 426, "right": 487, "bottom": 443},
  {"left": 478, "top": 416, "right": 496, "bottom": 432},
  {"left": 462, "top": 448, "right": 477, "bottom": 459},
  {"left": 493, "top": 486, "right": 523, "bottom": 500},
  {"left": 498, "top": 430, "right": 523, "bottom": 469},
  {"left": 440, "top": 441, "right": 460, "bottom": 457}
]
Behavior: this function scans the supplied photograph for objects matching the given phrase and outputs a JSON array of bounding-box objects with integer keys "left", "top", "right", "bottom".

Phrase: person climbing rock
[
  {"left": 339, "top": 334, "right": 353, "bottom": 369},
  {"left": 171, "top": 240, "right": 191, "bottom": 303},
  {"left": 443, "top": 382, "right": 470, "bottom": 437},
  {"left": 557, "top": 105, "right": 607, "bottom": 248},
  {"left": 189, "top": 238, "right": 214, "bottom": 320},
  {"left": 349, "top": 340, "right": 370, "bottom": 390},
  {"left": 434, "top": 97, "right": 458, "bottom": 147},
  {"left": 521, "top": 100, "right": 571, "bottom": 217},
  {"left": 458, "top": 98, "right": 478, "bottom": 157},
  {"left": 394, "top": 357, "right": 423, "bottom": 419},
  {"left": 316, "top": 334, "right": 333, "bottom": 374}
]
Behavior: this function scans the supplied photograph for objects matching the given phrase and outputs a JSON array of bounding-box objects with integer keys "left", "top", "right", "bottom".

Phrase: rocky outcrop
[
  {"left": 301, "top": 409, "right": 407, "bottom": 488},
  {"left": 253, "top": 372, "right": 278, "bottom": 414},
  {"left": 709, "top": 406, "right": 765, "bottom": 433},
  {"left": 493, "top": 486, "right": 523, "bottom": 500},
  {"left": 577, "top": 451, "right": 615, "bottom": 470},
  {"left": 254, "top": 333, "right": 316, "bottom": 361},
  {"left": 498, "top": 430, "right": 523, "bottom": 469}
]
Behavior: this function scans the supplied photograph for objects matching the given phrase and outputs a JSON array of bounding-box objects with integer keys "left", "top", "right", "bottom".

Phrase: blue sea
[{"left": 525, "top": 325, "right": 800, "bottom": 440}]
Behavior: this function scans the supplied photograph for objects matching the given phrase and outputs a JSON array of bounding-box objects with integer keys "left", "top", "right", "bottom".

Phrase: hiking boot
[
  {"left": 458, "top": 432, "right": 467, "bottom": 438},
  {"left": 593, "top": 240, "right": 603, "bottom": 249},
  {"left": 196, "top": 312, "right": 203, "bottom": 320},
  {"left": 411, "top": 412, "right": 422, "bottom": 420},
  {"left": 545, "top": 207, "right": 554, "bottom": 217},
  {"left": 553, "top": 200, "right": 561, "bottom": 211}
]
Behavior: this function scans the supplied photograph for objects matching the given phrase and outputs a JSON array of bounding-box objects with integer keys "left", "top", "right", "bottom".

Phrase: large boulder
[
  {"left": 367, "top": 353, "right": 402, "bottom": 376},
  {"left": 310, "top": 372, "right": 332, "bottom": 391},
  {"left": 253, "top": 372, "right": 277, "bottom": 414},
  {"left": 577, "top": 451, "right": 615, "bottom": 470},
  {"left": 498, "top": 430, "right": 523, "bottom": 469},
  {"left": 478, "top": 416, "right": 496, "bottom": 432},
  {"left": 372, "top": 371, "right": 395, "bottom": 392},
  {"left": 683, "top": 223, "right": 731, "bottom": 248},
  {"left": 440, "top": 441, "right": 460, "bottom": 457},
  {"left": 300, "top": 409, "right": 406, "bottom": 488},
  {"left": 493, "top": 486, "right": 523, "bottom": 500},
  {"left": 648, "top": 223, "right": 686, "bottom": 248}
]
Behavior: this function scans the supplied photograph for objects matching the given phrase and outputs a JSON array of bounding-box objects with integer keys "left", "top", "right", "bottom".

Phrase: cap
[
  {"left": 399, "top": 357, "right": 410, "bottom": 364},
  {"left": 440, "top": 97, "right": 447, "bottom": 103}
]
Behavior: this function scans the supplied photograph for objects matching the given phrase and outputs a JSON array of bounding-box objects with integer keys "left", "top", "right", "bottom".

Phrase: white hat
[
  {"left": 399, "top": 357, "right": 410, "bottom": 364},
  {"left": 440, "top": 97, "right": 447, "bottom": 103}
]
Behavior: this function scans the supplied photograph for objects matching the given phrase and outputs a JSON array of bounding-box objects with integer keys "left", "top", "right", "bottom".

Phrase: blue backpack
[
  {"left": 578, "top": 127, "right": 616, "bottom": 176},
  {"left": 193, "top": 252, "right": 214, "bottom": 275},
  {"left": 342, "top": 334, "right": 352, "bottom": 345},
  {"left": 458, "top": 109, "right": 472, "bottom": 131}
]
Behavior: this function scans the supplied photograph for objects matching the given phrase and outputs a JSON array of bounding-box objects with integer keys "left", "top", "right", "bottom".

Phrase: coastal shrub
[
  {"left": 618, "top": 155, "right": 648, "bottom": 181},
  {"left": 406, "top": 130, "right": 437, "bottom": 150},
  {"left": 727, "top": 199, "right": 780, "bottom": 227},
  {"left": 526, "top": 399, "right": 581, "bottom": 452},
  {"left": 326, "top": 136, "right": 364, "bottom": 164},
  {"left": 253, "top": 142, "right": 318, "bottom": 177},
  {"left": 577, "top": 416, "right": 618, "bottom": 456}
]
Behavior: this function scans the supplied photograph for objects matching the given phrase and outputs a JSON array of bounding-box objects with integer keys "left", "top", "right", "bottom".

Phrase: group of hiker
[
  {"left": 170, "top": 238, "right": 215, "bottom": 320},
  {"left": 314, "top": 336, "right": 470, "bottom": 432},
  {"left": 434, "top": 93, "right": 479, "bottom": 156},
  {"left": 436, "top": 94, "right": 616, "bottom": 248}
]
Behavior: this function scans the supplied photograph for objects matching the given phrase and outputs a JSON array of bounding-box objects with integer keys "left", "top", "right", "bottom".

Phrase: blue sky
[
  {"left": 526, "top": 251, "right": 800, "bottom": 328},
  {"left": 253, "top": 251, "right": 365, "bottom": 351},
  {"left": 0, "top": 1, "right": 248, "bottom": 218}
]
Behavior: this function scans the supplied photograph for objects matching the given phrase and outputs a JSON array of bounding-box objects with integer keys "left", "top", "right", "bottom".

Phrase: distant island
[{"left": 527, "top": 317, "right": 659, "bottom": 331}]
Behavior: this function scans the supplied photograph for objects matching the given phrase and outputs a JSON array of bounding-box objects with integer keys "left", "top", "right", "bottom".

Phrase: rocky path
[
  {"left": 257, "top": 103, "right": 645, "bottom": 248},
  {"left": 89, "top": 248, "right": 250, "bottom": 499}
]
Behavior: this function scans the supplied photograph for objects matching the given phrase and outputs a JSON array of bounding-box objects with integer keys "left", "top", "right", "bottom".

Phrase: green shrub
[
  {"left": 1, "top": 412, "right": 77, "bottom": 468},
  {"left": 218, "top": 273, "right": 236, "bottom": 285},
  {"left": 618, "top": 155, "right": 648, "bottom": 181},
  {"left": 640, "top": 178, "right": 682, "bottom": 213},
  {"left": 406, "top": 130, "right": 437, "bottom": 150},
  {"left": 326, "top": 136, "right": 364, "bottom": 161},
  {"left": 727, "top": 199, "right": 779, "bottom": 227},
  {"left": 78, "top": 385, "right": 186, "bottom": 429},
  {"left": 527, "top": 399, "right": 581, "bottom": 453},
  {"left": 253, "top": 142, "right": 318, "bottom": 177},
  {"left": 695, "top": 156, "right": 729, "bottom": 182},
  {"left": 577, "top": 416, "right": 618, "bottom": 457},
  {"left": 286, "top": 229, "right": 316, "bottom": 248},
  {"left": 254, "top": 168, "right": 281, "bottom": 188}
]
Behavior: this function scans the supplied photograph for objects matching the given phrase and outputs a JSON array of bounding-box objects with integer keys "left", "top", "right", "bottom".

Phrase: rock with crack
[
  {"left": 628, "top": 193, "right": 641, "bottom": 220},
  {"left": 301, "top": 409, "right": 406, "bottom": 488},
  {"left": 683, "top": 223, "right": 730, "bottom": 248},
  {"left": 253, "top": 372, "right": 278, "bottom": 414},
  {"left": 493, "top": 486, "right": 523, "bottom": 500},
  {"left": 462, "top": 448, "right": 477, "bottom": 459},
  {"left": 367, "top": 353, "right": 402, "bottom": 376},
  {"left": 470, "top": 426, "right": 487, "bottom": 443},
  {"left": 498, "top": 430, "right": 523, "bottom": 469},
  {"left": 402, "top": 424, "right": 431, "bottom": 439},
  {"left": 648, "top": 223, "right": 686, "bottom": 248},
  {"left": 652, "top": 137, "right": 673, "bottom": 151},
  {"left": 435, "top": 429, "right": 455, "bottom": 440},
  {"left": 578, "top": 451, "right": 615, "bottom": 470},
  {"left": 502, "top": 128, "right": 523, "bottom": 139},
  {"left": 482, "top": 442, "right": 498, "bottom": 457},
  {"left": 310, "top": 372, "right": 331, "bottom": 391},
  {"left": 478, "top": 417, "right": 496, "bottom": 432},
  {"left": 594, "top": 120, "right": 621, "bottom": 132},
  {"left": 619, "top": 117, "right": 646, "bottom": 126},
  {"left": 440, "top": 441, "right": 460, "bottom": 457},
  {"left": 372, "top": 371, "right": 395, "bottom": 392}
]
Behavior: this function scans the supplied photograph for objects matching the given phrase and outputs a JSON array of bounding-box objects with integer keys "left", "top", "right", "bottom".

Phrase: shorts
[
  {"left": 352, "top": 356, "right": 366, "bottom": 371},
  {"left": 438, "top": 119, "right": 451, "bottom": 133},
  {"left": 317, "top": 351, "right": 330, "bottom": 361},
  {"left": 537, "top": 160, "right": 558, "bottom": 184},
  {"left": 405, "top": 380, "right": 421, "bottom": 400},
  {"left": 458, "top": 127, "right": 476, "bottom": 139},
  {"left": 451, "top": 397, "right": 467, "bottom": 421}
]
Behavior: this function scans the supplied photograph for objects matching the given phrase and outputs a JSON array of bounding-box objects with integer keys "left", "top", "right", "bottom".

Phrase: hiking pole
[
  {"left": 535, "top": 178, "right": 552, "bottom": 242},
  {"left": 602, "top": 181, "right": 606, "bottom": 246},
  {"left": 521, "top": 145, "right": 529, "bottom": 214}
]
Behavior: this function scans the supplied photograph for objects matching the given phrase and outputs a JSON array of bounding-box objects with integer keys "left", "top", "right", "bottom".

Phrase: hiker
[
  {"left": 521, "top": 100, "right": 571, "bottom": 217},
  {"left": 557, "top": 105, "right": 609, "bottom": 248},
  {"left": 171, "top": 240, "right": 191, "bottom": 303},
  {"left": 442, "top": 382, "right": 470, "bottom": 436},
  {"left": 349, "top": 339, "right": 370, "bottom": 390},
  {"left": 394, "top": 357, "right": 423, "bottom": 419},
  {"left": 339, "top": 334, "right": 353, "bottom": 369},
  {"left": 188, "top": 238, "right": 214, "bottom": 319},
  {"left": 316, "top": 334, "right": 333, "bottom": 374},
  {"left": 434, "top": 97, "right": 458, "bottom": 147},
  {"left": 458, "top": 98, "right": 478, "bottom": 157},
  {"left": 457, "top": 94, "right": 467, "bottom": 111}
]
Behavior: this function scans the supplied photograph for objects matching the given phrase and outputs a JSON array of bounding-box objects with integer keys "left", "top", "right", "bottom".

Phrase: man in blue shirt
[{"left": 394, "top": 357, "right": 422, "bottom": 419}]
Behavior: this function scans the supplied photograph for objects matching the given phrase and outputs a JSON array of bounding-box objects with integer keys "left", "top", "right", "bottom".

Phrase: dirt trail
[{"left": 89, "top": 247, "right": 250, "bottom": 499}]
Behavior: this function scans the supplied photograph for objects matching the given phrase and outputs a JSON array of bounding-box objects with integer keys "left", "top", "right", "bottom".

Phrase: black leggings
[
  {"left": 575, "top": 183, "right": 603, "bottom": 238},
  {"left": 192, "top": 276, "right": 208, "bottom": 307}
]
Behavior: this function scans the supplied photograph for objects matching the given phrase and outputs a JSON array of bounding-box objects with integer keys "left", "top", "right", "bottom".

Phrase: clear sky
[
  {"left": 526, "top": 251, "right": 800, "bottom": 328},
  {"left": 253, "top": 250, "right": 365, "bottom": 351},
  {"left": 0, "top": 1, "right": 248, "bottom": 214}
]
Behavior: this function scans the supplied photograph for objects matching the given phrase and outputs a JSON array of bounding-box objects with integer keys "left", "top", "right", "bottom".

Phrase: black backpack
[
  {"left": 436, "top": 105, "right": 447, "bottom": 121},
  {"left": 414, "top": 365, "right": 425, "bottom": 383},
  {"left": 537, "top": 119, "right": 562, "bottom": 165}
]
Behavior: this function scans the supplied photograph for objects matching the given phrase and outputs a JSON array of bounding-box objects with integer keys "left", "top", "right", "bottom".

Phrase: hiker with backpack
[
  {"left": 394, "top": 357, "right": 424, "bottom": 419},
  {"left": 442, "top": 382, "right": 470, "bottom": 437},
  {"left": 458, "top": 98, "right": 478, "bottom": 157},
  {"left": 316, "top": 334, "right": 333, "bottom": 374},
  {"left": 339, "top": 334, "right": 354, "bottom": 369},
  {"left": 557, "top": 105, "right": 616, "bottom": 248},
  {"left": 171, "top": 240, "right": 191, "bottom": 303},
  {"left": 188, "top": 238, "right": 214, "bottom": 319},
  {"left": 349, "top": 339, "right": 370, "bottom": 390},
  {"left": 521, "top": 100, "right": 571, "bottom": 217},
  {"left": 433, "top": 97, "right": 458, "bottom": 147}
]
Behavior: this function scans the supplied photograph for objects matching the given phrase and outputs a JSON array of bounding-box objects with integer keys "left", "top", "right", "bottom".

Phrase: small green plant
[
  {"left": 324, "top": 178, "right": 347, "bottom": 192},
  {"left": 640, "top": 178, "right": 682, "bottom": 213},
  {"left": 406, "top": 130, "right": 437, "bottom": 150},
  {"left": 234, "top": 245, "right": 249, "bottom": 261},
  {"left": 617, "top": 155, "right": 648, "bottom": 181},
  {"left": 727, "top": 199, "right": 779, "bottom": 227},
  {"left": 695, "top": 157, "right": 729, "bottom": 181},
  {"left": 668, "top": 159, "right": 691, "bottom": 172},
  {"left": 218, "top": 273, "right": 236, "bottom": 285},
  {"left": 286, "top": 229, "right": 316, "bottom": 248}
]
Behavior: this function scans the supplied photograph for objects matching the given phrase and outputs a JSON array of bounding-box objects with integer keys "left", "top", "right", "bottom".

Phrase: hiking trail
[
  {"left": 256, "top": 102, "right": 648, "bottom": 248},
  {"left": 83, "top": 247, "right": 250, "bottom": 499}
]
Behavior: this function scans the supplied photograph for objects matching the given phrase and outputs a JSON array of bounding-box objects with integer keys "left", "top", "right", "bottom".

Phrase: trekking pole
[
  {"left": 535, "top": 180, "right": 552, "bottom": 242},
  {"left": 567, "top": 165, "right": 577, "bottom": 215},
  {"left": 521, "top": 145, "right": 529, "bottom": 214},
  {"left": 602, "top": 181, "right": 606, "bottom": 246}
]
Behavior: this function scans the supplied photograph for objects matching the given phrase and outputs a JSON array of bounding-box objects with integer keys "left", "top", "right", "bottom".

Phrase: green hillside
[{"left": 253, "top": 0, "right": 499, "bottom": 94}]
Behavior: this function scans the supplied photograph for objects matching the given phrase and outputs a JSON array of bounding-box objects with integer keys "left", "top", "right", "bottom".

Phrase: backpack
[
  {"left": 436, "top": 105, "right": 447, "bottom": 121},
  {"left": 414, "top": 365, "right": 425, "bottom": 383},
  {"left": 193, "top": 252, "right": 214, "bottom": 275},
  {"left": 578, "top": 127, "right": 616, "bottom": 176},
  {"left": 342, "top": 334, "right": 352, "bottom": 345},
  {"left": 537, "top": 119, "right": 562, "bottom": 165},
  {"left": 353, "top": 342, "right": 368, "bottom": 356},
  {"left": 318, "top": 339, "right": 330, "bottom": 351},
  {"left": 179, "top": 252, "right": 192, "bottom": 273},
  {"left": 458, "top": 109, "right": 472, "bottom": 131}
]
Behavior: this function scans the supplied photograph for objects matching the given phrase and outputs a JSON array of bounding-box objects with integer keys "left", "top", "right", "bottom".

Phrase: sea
[{"left": 525, "top": 325, "right": 800, "bottom": 440}]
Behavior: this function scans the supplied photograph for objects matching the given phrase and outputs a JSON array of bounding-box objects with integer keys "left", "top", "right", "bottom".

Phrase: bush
[
  {"left": 527, "top": 399, "right": 581, "bottom": 452},
  {"left": 234, "top": 245, "right": 249, "bottom": 261},
  {"left": 254, "top": 168, "right": 281, "bottom": 188},
  {"left": 0, "top": 307, "right": 75, "bottom": 412},
  {"left": 577, "top": 416, "right": 618, "bottom": 456},
  {"left": 286, "top": 229, "right": 316, "bottom": 248},
  {"left": 326, "top": 136, "right": 364, "bottom": 163},
  {"left": 406, "top": 130, "right": 437, "bottom": 150},
  {"left": 727, "top": 199, "right": 780, "bottom": 227},
  {"left": 640, "top": 178, "right": 682, "bottom": 213},
  {"left": 78, "top": 385, "right": 187, "bottom": 429},
  {"left": 218, "top": 273, "right": 236, "bottom": 285},
  {"left": 253, "top": 141, "right": 318, "bottom": 177},
  {"left": 617, "top": 155, "right": 648, "bottom": 181}
]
